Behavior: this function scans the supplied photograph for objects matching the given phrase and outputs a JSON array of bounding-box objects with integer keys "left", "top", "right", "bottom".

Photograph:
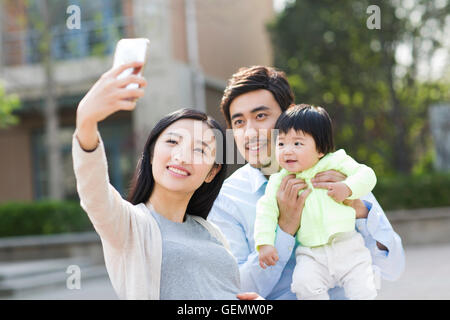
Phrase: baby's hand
[
  {"left": 258, "top": 245, "right": 279, "bottom": 269},
  {"left": 327, "top": 182, "right": 352, "bottom": 203}
]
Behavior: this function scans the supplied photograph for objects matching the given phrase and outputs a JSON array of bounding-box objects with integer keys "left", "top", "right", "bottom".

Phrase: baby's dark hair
[{"left": 274, "top": 104, "right": 335, "bottom": 155}]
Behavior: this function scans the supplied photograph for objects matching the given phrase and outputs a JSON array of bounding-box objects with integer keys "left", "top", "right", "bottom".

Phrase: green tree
[
  {"left": 269, "top": 0, "right": 450, "bottom": 175},
  {"left": 0, "top": 84, "right": 20, "bottom": 128}
]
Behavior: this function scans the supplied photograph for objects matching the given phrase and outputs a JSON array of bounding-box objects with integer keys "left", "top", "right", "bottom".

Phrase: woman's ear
[{"left": 205, "top": 164, "right": 222, "bottom": 183}]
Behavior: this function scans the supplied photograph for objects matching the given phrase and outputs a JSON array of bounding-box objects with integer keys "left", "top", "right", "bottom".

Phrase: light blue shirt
[{"left": 208, "top": 163, "right": 405, "bottom": 300}]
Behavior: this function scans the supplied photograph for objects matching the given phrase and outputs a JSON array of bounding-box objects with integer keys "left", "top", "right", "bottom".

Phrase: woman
[{"left": 73, "top": 61, "right": 259, "bottom": 300}]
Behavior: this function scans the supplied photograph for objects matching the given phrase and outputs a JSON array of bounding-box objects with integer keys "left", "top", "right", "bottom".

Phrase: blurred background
[{"left": 0, "top": 0, "right": 449, "bottom": 299}]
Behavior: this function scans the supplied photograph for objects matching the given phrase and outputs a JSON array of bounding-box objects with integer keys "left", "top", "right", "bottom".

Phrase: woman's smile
[{"left": 166, "top": 165, "right": 191, "bottom": 177}]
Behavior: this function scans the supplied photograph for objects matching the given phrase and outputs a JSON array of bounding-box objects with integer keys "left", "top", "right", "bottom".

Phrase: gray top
[{"left": 149, "top": 209, "right": 240, "bottom": 300}]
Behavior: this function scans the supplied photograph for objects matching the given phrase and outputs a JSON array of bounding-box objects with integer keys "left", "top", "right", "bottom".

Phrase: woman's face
[{"left": 151, "top": 118, "right": 221, "bottom": 195}]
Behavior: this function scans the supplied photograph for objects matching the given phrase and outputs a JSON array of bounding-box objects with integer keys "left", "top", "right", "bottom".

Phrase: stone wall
[{"left": 429, "top": 104, "right": 450, "bottom": 171}]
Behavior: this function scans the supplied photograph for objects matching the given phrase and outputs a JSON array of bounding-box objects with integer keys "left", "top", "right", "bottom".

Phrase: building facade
[{"left": 0, "top": 0, "right": 274, "bottom": 202}]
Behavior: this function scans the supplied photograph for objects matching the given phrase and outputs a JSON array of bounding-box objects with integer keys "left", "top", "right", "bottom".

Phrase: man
[{"left": 208, "top": 66, "right": 405, "bottom": 299}]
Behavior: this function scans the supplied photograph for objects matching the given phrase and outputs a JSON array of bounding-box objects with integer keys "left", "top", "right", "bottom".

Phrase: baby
[{"left": 254, "top": 104, "right": 378, "bottom": 300}]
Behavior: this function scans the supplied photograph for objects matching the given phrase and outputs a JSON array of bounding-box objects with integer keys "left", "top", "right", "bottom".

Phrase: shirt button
[{"left": 288, "top": 246, "right": 293, "bottom": 251}]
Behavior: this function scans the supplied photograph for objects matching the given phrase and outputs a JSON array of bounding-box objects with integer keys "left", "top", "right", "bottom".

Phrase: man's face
[{"left": 229, "top": 89, "right": 283, "bottom": 168}]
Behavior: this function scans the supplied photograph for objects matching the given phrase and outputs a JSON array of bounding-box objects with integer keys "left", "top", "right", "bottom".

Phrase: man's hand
[
  {"left": 343, "top": 199, "right": 369, "bottom": 219},
  {"left": 276, "top": 174, "right": 311, "bottom": 236},
  {"left": 313, "top": 170, "right": 388, "bottom": 252},
  {"left": 312, "top": 171, "right": 349, "bottom": 200},
  {"left": 343, "top": 199, "right": 388, "bottom": 251},
  {"left": 311, "top": 170, "right": 347, "bottom": 185},
  {"left": 312, "top": 171, "right": 353, "bottom": 202},
  {"left": 313, "top": 170, "right": 368, "bottom": 217},
  {"left": 258, "top": 245, "right": 279, "bottom": 269}
]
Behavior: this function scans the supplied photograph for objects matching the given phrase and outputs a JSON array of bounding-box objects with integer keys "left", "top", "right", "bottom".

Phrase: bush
[
  {"left": 373, "top": 172, "right": 450, "bottom": 211},
  {"left": 1, "top": 173, "right": 448, "bottom": 238},
  {"left": 0, "top": 200, "right": 93, "bottom": 238}
]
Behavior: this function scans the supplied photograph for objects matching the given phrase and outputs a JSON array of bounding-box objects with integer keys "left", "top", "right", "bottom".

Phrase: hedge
[
  {"left": 373, "top": 172, "right": 450, "bottom": 211},
  {"left": 0, "top": 173, "right": 449, "bottom": 237},
  {"left": 0, "top": 200, "right": 93, "bottom": 238}
]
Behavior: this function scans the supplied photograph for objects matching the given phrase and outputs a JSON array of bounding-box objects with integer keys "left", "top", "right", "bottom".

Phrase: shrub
[
  {"left": 1, "top": 173, "right": 449, "bottom": 238},
  {"left": 373, "top": 172, "right": 450, "bottom": 211},
  {"left": 0, "top": 200, "right": 93, "bottom": 238}
]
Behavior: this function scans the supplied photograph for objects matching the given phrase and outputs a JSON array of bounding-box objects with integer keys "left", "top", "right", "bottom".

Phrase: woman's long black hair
[{"left": 127, "top": 108, "right": 227, "bottom": 220}]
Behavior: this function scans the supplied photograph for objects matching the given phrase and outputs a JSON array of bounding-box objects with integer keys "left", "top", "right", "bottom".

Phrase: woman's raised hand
[
  {"left": 75, "top": 61, "right": 147, "bottom": 150},
  {"left": 77, "top": 61, "right": 147, "bottom": 125}
]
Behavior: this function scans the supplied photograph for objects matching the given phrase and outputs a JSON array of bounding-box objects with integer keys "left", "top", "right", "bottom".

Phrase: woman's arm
[
  {"left": 73, "top": 131, "right": 132, "bottom": 250},
  {"left": 73, "top": 61, "right": 147, "bottom": 250}
]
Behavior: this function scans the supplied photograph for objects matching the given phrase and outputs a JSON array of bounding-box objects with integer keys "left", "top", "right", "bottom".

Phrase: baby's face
[{"left": 276, "top": 129, "right": 324, "bottom": 173}]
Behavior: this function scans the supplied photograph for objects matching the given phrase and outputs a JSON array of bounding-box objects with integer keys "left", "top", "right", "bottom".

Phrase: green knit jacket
[{"left": 254, "top": 149, "right": 377, "bottom": 248}]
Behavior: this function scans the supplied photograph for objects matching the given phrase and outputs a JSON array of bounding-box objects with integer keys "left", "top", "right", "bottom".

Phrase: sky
[{"left": 273, "top": 0, "right": 292, "bottom": 12}]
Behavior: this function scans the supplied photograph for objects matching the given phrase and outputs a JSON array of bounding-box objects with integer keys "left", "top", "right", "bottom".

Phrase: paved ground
[
  {"left": 377, "top": 243, "right": 450, "bottom": 300},
  {"left": 7, "top": 276, "right": 119, "bottom": 300},
  {"left": 6, "top": 243, "right": 450, "bottom": 300}
]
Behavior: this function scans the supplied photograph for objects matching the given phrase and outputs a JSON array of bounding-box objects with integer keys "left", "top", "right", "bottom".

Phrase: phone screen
[{"left": 113, "top": 38, "right": 150, "bottom": 89}]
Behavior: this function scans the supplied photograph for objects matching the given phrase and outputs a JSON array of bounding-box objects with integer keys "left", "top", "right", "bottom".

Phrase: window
[
  {"left": 15, "top": 0, "right": 130, "bottom": 64},
  {"left": 32, "top": 121, "right": 136, "bottom": 201}
]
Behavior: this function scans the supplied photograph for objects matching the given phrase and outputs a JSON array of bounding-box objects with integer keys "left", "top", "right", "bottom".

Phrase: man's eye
[{"left": 256, "top": 113, "right": 267, "bottom": 119}]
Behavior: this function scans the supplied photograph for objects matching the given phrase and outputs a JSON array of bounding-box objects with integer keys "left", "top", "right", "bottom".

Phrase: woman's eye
[
  {"left": 166, "top": 139, "right": 178, "bottom": 144},
  {"left": 194, "top": 148, "right": 205, "bottom": 154},
  {"left": 233, "top": 119, "right": 243, "bottom": 127},
  {"left": 278, "top": 142, "right": 284, "bottom": 147},
  {"left": 295, "top": 142, "right": 303, "bottom": 146}
]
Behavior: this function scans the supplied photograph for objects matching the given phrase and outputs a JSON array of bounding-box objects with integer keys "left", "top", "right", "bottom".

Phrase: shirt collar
[{"left": 243, "top": 163, "right": 268, "bottom": 193}]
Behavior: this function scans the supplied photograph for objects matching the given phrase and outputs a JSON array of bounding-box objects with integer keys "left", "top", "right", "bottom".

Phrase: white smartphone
[{"left": 112, "top": 38, "right": 150, "bottom": 89}]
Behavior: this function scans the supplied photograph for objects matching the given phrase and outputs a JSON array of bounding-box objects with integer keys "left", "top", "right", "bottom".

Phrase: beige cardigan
[{"left": 72, "top": 130, "right": 231, "bottom": 300}]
